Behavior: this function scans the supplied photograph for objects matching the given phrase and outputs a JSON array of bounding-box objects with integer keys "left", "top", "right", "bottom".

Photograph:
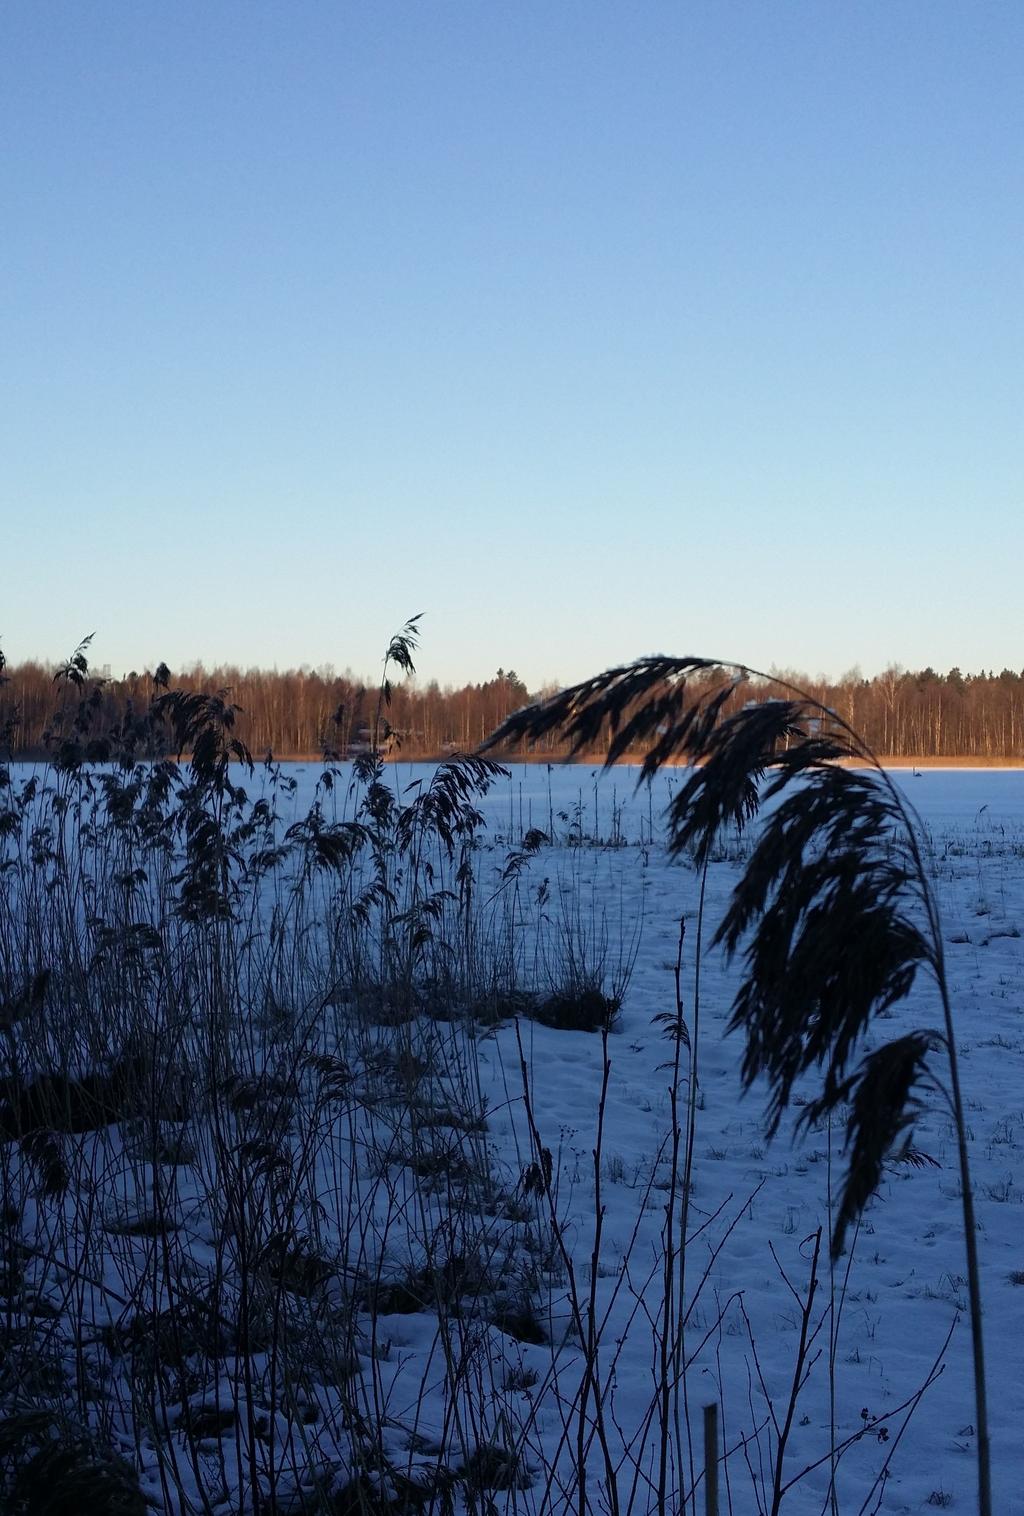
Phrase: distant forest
[{"left": 2, "top": 655, "right": 1024, "bottom": 761}]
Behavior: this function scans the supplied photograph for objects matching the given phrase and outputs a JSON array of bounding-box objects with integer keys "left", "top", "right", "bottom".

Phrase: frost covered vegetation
[{"left": 0, "top": 628, "right": 1022, "bottom": 1514}]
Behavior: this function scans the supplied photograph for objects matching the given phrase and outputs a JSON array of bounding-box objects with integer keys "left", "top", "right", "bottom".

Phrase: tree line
[{"left": 2, "top": 651, "right": 1023, "bottom": 761}]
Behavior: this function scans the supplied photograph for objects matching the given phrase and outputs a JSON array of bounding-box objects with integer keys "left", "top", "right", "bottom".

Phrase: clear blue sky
[{"left": 2, "top": 3, "right": 1021, "bottom": 690}]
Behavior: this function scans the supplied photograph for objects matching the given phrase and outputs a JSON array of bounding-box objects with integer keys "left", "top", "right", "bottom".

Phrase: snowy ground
[
  {"left": 2, "top": 759, "right": 1022, "bottom": 1514},
  {"left": 296, "top": 760, "right": 1024, "bottom": 1514}
]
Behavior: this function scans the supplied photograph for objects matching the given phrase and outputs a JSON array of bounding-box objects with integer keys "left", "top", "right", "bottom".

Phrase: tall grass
[
  {"left": 0, "top": 632, "right": 966, "bottom": 1514},
  {"left": 485, "top": 652, "right": 992, "bottom": 1516},
  {"left": 0, "top": 628, "right": 601, "bottom": 1514}
]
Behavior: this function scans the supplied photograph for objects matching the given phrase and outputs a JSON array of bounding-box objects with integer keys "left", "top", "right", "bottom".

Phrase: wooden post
[{"left": 703, "top": 1402, "right": 719, "bottom": 1516}]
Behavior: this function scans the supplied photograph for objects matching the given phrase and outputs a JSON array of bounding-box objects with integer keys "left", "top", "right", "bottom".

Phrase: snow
[{"left": 2, "top": 759, "right": 1023, "bottom": 1513}]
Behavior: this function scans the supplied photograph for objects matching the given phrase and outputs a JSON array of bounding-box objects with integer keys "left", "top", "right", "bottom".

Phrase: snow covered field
[
  {"left": 384, "top": 762, "right": 1024, "bottom": 1516},
  {"left": 1, "top": 757, "right": 1022, "bottom": 1514}
]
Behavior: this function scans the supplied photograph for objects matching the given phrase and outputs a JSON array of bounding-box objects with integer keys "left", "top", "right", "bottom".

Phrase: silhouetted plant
[
  {"left": 152, "top": 687, "right": 253, "bottom": 793},
  {"left": 150, "top": 687, "right": 255, "bottom": 921},
  {"left": 52, "top": 633, "right": 95, "bottom": 692},
  {"left": 372, "top": 611, "right": 422, "bottom": 755},
  {"left": 484, "top": 653, "right": 992, "bottom": 1516},
  {"left": 0, "top": 621, "right": 552, "bottom": 1513}
]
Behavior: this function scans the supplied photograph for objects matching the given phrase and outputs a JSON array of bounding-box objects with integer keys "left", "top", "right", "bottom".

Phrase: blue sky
[{"left": 2, "top": 3, "right": 1021, "bottom": 690}]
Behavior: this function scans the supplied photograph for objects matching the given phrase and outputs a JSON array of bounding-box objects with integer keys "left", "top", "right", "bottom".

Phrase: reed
[{"left": 485, "top": 652, "right": 992, "bottom": 1516}]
